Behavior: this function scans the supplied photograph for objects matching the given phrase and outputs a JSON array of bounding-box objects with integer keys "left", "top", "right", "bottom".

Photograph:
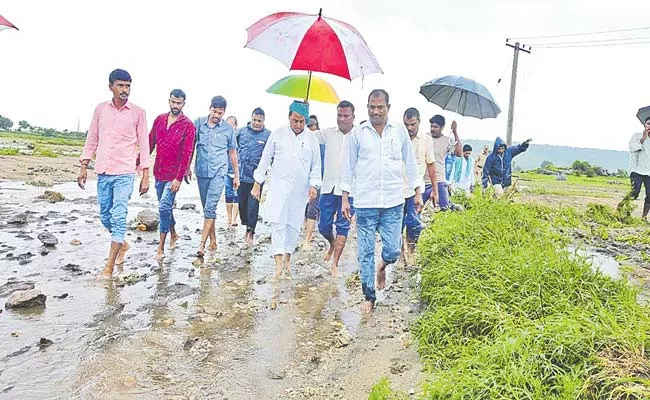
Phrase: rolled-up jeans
[
  {"left": 97, "top": 173, "right": 135, "bottom": 244},
  {"left": 355, "top": 204, "right": 403, "bottom": 303},
  {"left": 155, "top": 180, "right": 177, "bottom": 233},
  {"left": 197, "top": 175, "right": 225, "bottom": 219}
]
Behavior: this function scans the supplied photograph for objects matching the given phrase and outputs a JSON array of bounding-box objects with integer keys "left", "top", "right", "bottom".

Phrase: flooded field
[{"left": 0, "top": 179, "right": 423, "bottom": 399}]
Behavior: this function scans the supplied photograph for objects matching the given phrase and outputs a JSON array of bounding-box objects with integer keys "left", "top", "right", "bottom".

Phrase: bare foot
[
  {"left": 376, "top": 264, "right": 387, "bottom": 290},
  {"left": 115, "top": 242, "right": 130, "bottom": 265},
  {"left": 330, "top": 264, "right": 339, "bottom": 278},
  {"left": 245, "top": 232, "right": 254, "bottom": 245},
  {"left": 96, "top": 264, "right": 114, "bottom": 280},
  {"left": 208, "top": 241, "right": 217, "bottom": 251},
  {"left": 170, "top": 233, "right": 179, "bottom": 249},
  {"left": 323, "top": 241, "right": 334, "bottom": 262},
  {"left": 197, "top": 241, "right": 206, "bottom": 258},
  {"left": 361, "top": 300, "right": 374, "bottom": 314},
  {"left": 155, "top": 247, "right": 164, "bottom": 261}
]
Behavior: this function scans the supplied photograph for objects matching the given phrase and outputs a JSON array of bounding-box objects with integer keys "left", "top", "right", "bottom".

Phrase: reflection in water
[{"left": 0, "top": 180, "right": 363, "bottom": 399}]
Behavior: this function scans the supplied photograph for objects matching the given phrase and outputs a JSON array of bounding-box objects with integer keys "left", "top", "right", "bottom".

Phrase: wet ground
[{"left": 0, "top": 179, "right": 423, "bottom": 399}]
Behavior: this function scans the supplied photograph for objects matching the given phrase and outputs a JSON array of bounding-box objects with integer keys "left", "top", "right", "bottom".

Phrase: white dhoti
[
  {"left": 270, "top": 223, "right": 300, "bottom": 255},
  {"left": 252, "top": 125, "right": 322, "bottom": 256}
]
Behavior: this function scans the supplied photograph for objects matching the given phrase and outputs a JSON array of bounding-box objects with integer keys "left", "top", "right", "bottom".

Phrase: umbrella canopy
[
  {"left": 637, "top": 106, "right": 650, "bottom": 125},
  {"left": 267, "top": 74, "right": 340, "bottom": 104},
  {"left": 245, "top": 9, "right": 382, "bottom": 81},
  {"left": 419, "top": 75, "right": 501, "bottom": 119},
  {"left": 0, "top": 15, "right": 18, "bottom": 32}
]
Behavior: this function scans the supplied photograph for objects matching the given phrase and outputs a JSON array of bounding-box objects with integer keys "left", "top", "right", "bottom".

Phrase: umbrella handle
[{"left": 305, "top": 70, "right": 312, "bottom": 103}]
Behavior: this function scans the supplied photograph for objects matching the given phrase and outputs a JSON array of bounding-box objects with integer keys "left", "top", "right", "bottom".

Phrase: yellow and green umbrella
[{"left": 266, "top": 73, "right": 340, "bottom": 104}]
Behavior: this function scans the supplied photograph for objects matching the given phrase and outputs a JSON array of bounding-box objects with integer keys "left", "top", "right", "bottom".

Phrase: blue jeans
[
  {"left": 318, "top": 192, "right": 354, "bottom": 241},
  {"left": 355, "top": 204, "right": 403, "bottom": 303},
  {"left": 225, "top": 175, "right": 239, "bottom": 203},
  {"left": 423, "top": 182, "right": 450, "bottom": 210},
  {"left": 197, "top": 175, "right": 225, "bottom": 219},
  {"left": 402, "top": 195, "right": 422, "bottom": 244},
  {"left": 97, "top": 173, "right": 135, "bottom": 243},
  {"left": 155, "top": 180, "right": 177, "bottom": 234}
]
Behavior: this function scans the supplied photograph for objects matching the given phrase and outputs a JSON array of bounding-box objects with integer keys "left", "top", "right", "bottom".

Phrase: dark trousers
[
  {"left": 238, "top": 181, "right": 262, "bottom": 233},
  {"left": 630, "top": 172, "right": 650, "bottom": 203}
]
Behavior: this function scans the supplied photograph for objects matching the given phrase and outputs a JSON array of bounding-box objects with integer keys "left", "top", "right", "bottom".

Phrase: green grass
[
  {"left": 413, "top": 195, "right": 650, "bottom": 399},
  {"left": 0, "top": 148, "right": 20, "bottom": 155},
  {"left": 368, "top": 377, "right": 408, "bottom": 400},
  {"left": 0, "top": 131, "right": 84, "bottom": 146},
  {"left": 31, "top": 145, "right": 58, "bottom": 158},
  {"left": 518, "top": 172, "right": 627, "bottom": 188}
]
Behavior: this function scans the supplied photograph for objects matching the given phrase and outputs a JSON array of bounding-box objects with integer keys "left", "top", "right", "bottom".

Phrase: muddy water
[{"left": 0, "top": 179, "right": 375, "bottom": 399}]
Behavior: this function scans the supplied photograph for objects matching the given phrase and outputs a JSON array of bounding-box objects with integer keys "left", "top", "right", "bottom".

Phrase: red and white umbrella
[
  {"left": 0, "top": 15, "right": 18, "bottom": 32},
  {"left": 245, "top": 9, "right": 382, "bottom": 81}
]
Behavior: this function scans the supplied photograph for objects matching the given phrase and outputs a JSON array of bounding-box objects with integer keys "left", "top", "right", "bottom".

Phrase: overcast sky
[{"left": 1, "top": 0, "right": 649, "bottom": 151}]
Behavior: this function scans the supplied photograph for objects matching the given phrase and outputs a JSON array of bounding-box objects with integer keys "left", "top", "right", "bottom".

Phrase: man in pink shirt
[
  {"left": 149, "top": 89, "right": 196, "bottom": 260},
  {"left": 77, "top": 69, "right": 150, "bottom": 279}
]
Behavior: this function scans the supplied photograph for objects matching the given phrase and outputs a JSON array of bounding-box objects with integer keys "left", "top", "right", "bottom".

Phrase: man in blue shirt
[
  {"left": 193, "top": 96, "right": 239, "bottom": 257},
  {"left": 236, "top": 107, "right": 271, "bottom": 245},
  {"left": 341, "top": 89, "right": 422, "bottom": 314}
]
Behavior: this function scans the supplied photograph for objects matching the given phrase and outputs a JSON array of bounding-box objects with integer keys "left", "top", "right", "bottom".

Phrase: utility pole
[{"left": 505, "top": 40, "right": 531, "bottom": 146}]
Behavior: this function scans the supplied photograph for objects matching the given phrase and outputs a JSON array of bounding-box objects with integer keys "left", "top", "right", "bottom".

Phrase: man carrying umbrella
[
  {"left": 251, "top": 101, "right": 321, "bottom": 280},
  {"left": 193, "top": 96, "right": 240, "bottom": 257},
  {"left": 627, "top": 116, "right": 650, "bottom": 218},
  {"left": 341, "top": 90, "right": 422, "bottom": 314},
  {"left": 314, "top": 100, "right": 357, "bottom": 277},
  {"left": 237, "top": 107, "right": 271, "bottom": 245}
]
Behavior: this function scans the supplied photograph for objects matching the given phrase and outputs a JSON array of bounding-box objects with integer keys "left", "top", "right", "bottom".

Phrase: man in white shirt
[
  {"left": 314, "top": 101, "right": 356, "bottom": 277},
  {"left": 251, "top": 101, "right": 322, "bottom": 279},
  {"left": 341, "top": 90, "right": 422, "bottom": 314},
  {"left": 402, "top": 108, "right": 437, "bottom": 259},
  {"left": 628, "top": 117, "right": 650, "bottom": 218}
]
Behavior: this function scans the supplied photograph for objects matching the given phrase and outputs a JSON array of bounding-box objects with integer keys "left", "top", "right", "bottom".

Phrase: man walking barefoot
[
  {"left": 149, "top": 89, "right": 195, "bottom": 260},
  {"left": 78, "top": 69, "right": 150, "bottom": 279}
]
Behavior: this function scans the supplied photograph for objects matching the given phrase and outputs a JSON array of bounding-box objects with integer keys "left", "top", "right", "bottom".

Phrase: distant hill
[{"left": 463, "top": 139, "right": 629, "bottom": 173}]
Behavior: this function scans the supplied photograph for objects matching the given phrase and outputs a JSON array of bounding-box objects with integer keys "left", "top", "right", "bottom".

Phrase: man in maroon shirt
[{"left": 149, "top": 89, "right": 196, "bottom": 260}]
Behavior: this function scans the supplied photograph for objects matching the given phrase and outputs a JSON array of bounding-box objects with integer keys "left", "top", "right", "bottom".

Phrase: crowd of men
[{"left": 78, "top": 68, "right": 532, "bottom": 315}]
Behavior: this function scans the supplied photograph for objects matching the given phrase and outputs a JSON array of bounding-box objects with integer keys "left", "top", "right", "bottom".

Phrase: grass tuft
[{"left": 413, "top": 195, "right": 650, "bottom": 399}]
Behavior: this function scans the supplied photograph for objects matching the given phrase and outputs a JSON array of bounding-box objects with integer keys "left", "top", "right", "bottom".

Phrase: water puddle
[{"left": 0, "top": 179, "right": 366, "bottom": 399}]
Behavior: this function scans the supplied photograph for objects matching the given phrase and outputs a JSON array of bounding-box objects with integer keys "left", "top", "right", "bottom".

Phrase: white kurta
[{"left": 253, "top": 124, "right": 322, "bottom": 231}]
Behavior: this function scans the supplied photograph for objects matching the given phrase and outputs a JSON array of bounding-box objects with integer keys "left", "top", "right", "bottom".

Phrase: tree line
[{"left": 0, "top": 114, "right": 86, "bottom": 138}]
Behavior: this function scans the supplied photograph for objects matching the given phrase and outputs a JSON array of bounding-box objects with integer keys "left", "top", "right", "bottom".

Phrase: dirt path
[{"left": 0, "top": 178, "right": 424, "bottom": 399}]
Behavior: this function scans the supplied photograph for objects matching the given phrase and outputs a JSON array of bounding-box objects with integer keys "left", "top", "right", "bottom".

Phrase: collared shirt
[
  {"left": 80, "top": 100, "right": 149, "bottom": 175},
  {"left": 426, "top": 134, "right": 456, "bottom": 185},
  {"left": 629, "top": 132, "right": 650, "bottom": 176},
  {"left": 149, "top": 113, "right": 196, "bottom": 182},
  {"left": 193, "top": 117, "right": 236, "bottom": 179},
  {"left": 402, "top": 132, "right": 435, "bottom": 198},
  {"left": 315, "top": 125, "right": 354, "bottom": 196},
  {"left": 237, "top": 124, "right": 271, "bottom": 183},
  {"left": 341, "top": 120, "right": 419, "bottom": 209}
]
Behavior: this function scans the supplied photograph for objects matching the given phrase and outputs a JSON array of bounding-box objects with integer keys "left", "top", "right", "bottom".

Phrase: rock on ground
[
  {"left": 136, "top": 209, "right": 159, "bottom": 231},
  {"left": 8, "top": 213, "right": 28, "bottom": 225},
  {"left": 37, "top": 232, "right": 58, "bottom": 246},
  {"left": 37, "top": 190, "right": 65, "bottom": 203},
  {"left": 5, "top": 289, "right": 47, "bottom": 309}
]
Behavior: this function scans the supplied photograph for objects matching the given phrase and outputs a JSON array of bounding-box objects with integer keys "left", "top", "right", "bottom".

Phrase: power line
[
  {"left": 536, "top": 40, "right": 650, "bottom": 49},
  {"left": 509, "top": 25, "right": 650, "bottom": 41},
  {"left": 530, "top": 36, "right": 650, "bottom": 47}
]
